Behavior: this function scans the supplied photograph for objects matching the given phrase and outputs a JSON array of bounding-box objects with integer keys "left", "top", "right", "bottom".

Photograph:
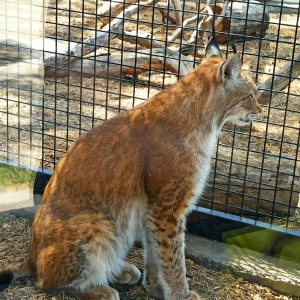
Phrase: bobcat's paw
[
  {"left": 185, "top": 290, "right": 201, "bottom": 300},
  {"left": 116, "top": 263, "right": 141, "bottom": 285},
  {"left": 143, "top": 281, "right": 164, "bottom": 299}
]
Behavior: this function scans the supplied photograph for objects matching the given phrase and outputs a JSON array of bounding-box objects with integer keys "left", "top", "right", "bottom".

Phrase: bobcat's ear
[
  {"left": 217, "top": 53, "right": 242, "bottom": 83},
  {"left": 205, "top": 36, "right": 223, "bottom": 59}
]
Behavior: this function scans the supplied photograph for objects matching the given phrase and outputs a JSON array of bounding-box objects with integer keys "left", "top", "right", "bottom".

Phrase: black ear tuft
[
  {"left": 205, "top": 36, "right": 223, "bottom": 59},
  {"left": 230, "top": 41, "right": 237, "bottom": 54},
  {"left": 0, "top": 270, "right": 14, "bottom": 291}
]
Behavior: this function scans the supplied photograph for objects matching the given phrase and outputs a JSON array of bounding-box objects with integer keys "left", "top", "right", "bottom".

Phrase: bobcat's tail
[{"left": 0, "top": 258, "right": 33, "bottom": 291}]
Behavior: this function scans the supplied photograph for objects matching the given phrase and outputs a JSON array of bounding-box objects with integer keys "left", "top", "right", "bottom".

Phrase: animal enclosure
[{"left": 0, "top": 0, "right": 299, "bottom": 234}]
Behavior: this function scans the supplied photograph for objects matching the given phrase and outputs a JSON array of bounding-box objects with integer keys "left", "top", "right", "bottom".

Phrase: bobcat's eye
[{"left": 249, "top": 94, "right": 255, "bottom": 101}]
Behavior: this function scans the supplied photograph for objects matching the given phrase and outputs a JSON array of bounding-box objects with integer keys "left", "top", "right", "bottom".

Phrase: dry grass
[{"left": 0, "top": 212, "right": 297, "bottom": 300}]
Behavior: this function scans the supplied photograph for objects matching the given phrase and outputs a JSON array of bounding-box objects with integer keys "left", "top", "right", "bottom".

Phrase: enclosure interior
[{"left": 0, "top": 0, "right": 299, "bottom": 235}]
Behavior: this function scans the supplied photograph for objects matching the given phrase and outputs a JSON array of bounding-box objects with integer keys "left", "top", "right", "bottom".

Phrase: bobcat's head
[{"left": 201, "top": 37, "right": 262, "bottom": 127}]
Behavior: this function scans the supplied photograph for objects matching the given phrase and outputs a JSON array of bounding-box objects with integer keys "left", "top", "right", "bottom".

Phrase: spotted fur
[{"left": 0, "top": 38, "right": 262, "bottom": 300}]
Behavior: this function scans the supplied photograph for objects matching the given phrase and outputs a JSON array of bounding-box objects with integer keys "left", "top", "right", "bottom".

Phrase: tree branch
[
  {"left": 75, "top": 0, "right": 160, "bottom": 57},
  {"left": 203, "top": 1, "right": 230, "bottom": 42},
  {"left": 171, "top": 0, "right": 183, "bottom": 26},
  {"left": 167, "top": 15, "right": 200, "bottom": 45},
  {"left": 156, "top": 2, "right": 177, "bottom": 24},
  {"left": 257, "top": 52, "right": 300, "bottom": 104},
  {"left": 118, "top": 30, "right": 165, "bottom": 48},
  {"left": 45, "top": 48, "right": 194, "bottom": 78}
]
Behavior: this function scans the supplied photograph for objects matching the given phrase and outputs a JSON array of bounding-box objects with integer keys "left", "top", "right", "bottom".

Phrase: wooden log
[
  {"left": 42, "top": 0, "right": 159, "bottom": 68},
  {"left": 190, "top": 5, "right": 219, "bottom": 44},
  {"left": 157, "top": 3, "right": 177, "bottom": 24},
  {"left": 227, "top": 1, "right": 270, "bottom": 41},
  {"left": 74, "top": 0, "right": 160, "bottom": 57},
  {"left": 201, "top": 1, "right": 231, "bottom": 44},
  {"left": 171, "top": 0, "right": 183, "bottom": 26},
  {"left": 168, "top": 14, "right": 201, "bottom": 45},
  {"left": 118, "top": 30, "right": 165, "bottom": 49},
  {"left": 0, "top": 38, "right": 77, "bottom": 71},
  {"left": 0, "top": 39, "right": 37, "bottom": 63},
  {"left": 257, "top": 52, "right": 300, "bottom": 104},
  {"left": 0, "top": 59, "right": 44, "bottom": 82},
  {"left": 200, "top": 147, "right": 299, "bottom": 217},
  {"left": 205, "top": 1, "right": 270, "bottom": 44},
  {"left": 45, "top": 48, "right": 194, "bottom": 78}
]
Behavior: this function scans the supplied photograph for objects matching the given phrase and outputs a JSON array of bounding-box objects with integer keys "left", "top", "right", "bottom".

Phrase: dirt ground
[{"left": 0, "top": 212, "right": 296, "bottom": 300}]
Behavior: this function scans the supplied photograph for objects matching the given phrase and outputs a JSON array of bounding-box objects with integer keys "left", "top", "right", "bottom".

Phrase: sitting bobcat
[{"left": 0, "top": 37, "right": 262, "bottom": 300}]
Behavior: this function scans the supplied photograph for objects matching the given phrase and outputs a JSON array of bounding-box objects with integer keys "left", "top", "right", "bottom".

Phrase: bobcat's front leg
[
  {"left": 143, "top": 232, "right": 164, "bottom": 299},
  {"left": 147, "top": 212, "right": 200, "bottom": 300}
]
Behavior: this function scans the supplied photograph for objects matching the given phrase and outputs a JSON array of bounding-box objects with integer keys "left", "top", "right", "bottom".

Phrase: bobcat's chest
[{"left": 189, "top": 129, "right": 219, "bottom": 206}]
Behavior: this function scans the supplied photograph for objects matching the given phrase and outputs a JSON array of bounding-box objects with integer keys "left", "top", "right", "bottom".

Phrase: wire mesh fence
[{"left": 0, "top": 0, "right": 299, "bottom": 233}]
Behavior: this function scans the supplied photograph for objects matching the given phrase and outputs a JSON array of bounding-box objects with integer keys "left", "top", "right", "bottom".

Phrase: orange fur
[{"left": 0, "top": 38, "right": 262, "bottom": 300}]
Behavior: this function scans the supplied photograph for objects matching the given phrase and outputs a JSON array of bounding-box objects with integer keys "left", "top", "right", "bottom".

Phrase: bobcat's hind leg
[
  {"left": 115, "top": 262, "right": 141, "bottom": 285},
  {"left": 34, "top": 213, "right": 124, "bottom": 292},
  {"left": 66, "top": 285, "right": 120, "bottom": 300}
]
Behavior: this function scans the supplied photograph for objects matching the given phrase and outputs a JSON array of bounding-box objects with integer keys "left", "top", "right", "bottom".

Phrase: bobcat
[{"left": 0, "top": 37, "right": 262, "bottom": 300}]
